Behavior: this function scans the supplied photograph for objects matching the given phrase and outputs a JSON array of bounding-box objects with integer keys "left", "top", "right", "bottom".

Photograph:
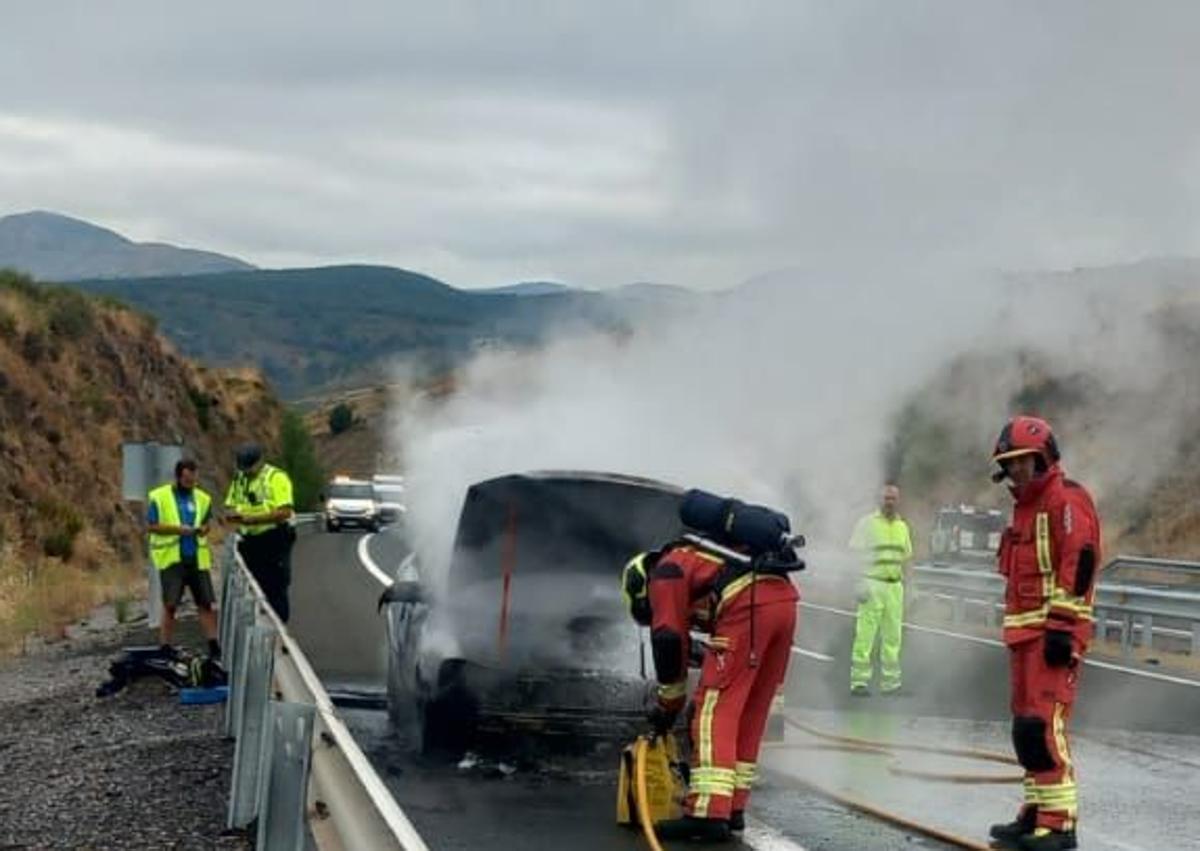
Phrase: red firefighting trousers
[
  {"left": 687, "top": 584, "right": 797, "bottom": 819},
  {"left": 1010, "top": 638, "right": 1082, "bottom": 832}
]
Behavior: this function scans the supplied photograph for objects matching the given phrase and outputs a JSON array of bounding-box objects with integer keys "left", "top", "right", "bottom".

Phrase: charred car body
[{"left": 382, "top": 471, "right": 687, "bottom": 754}]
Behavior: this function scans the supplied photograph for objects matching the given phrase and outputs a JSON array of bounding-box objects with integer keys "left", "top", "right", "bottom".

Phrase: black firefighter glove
[
  {"left": 1044, "top": 629, "right": 1074, "bottom": 668},
  {"left": 647, "top": 703, "right": 679, "bottom": 737}
]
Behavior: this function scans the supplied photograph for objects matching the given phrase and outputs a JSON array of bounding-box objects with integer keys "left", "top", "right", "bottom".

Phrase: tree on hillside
[
  {"left": 277, "top": 408, "right": 325, "bottom": 511},
  {"left": 328, "top": 402, "right": 354, "bottom": 435}
]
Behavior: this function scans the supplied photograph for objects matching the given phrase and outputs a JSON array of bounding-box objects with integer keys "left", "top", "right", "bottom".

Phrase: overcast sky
[{"left": 2, "top": 2, "right": 1197, "bottom": 289}]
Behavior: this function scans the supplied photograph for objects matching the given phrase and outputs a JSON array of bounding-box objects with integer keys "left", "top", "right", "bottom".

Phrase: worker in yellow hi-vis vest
[
  {"left": 224, "top": 444, "right": 295, "bottom": 622},
  {"left": 848, "top": 483, "right": 913, "bottom": 696},
  {"left": 147, "top": 458, "right": 220, "bottom": 659}
]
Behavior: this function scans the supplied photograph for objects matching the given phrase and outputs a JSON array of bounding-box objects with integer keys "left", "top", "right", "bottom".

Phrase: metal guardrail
[
  {"left": 1105, "top": 554, "right": 1200, "bottom": 577},
  {"left": 912, "top": 557, "right": 1200, "bottom": 657},
  {"left": 218, "top": 538, "right": 429, "bottom": 850}
]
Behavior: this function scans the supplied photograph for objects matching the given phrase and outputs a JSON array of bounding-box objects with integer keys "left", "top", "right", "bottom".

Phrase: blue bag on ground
[{"left": 180, "top": 685, "right": 229, "bottom": 705}]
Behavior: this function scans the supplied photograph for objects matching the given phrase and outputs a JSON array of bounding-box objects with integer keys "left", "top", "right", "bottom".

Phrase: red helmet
[{"left": 991, "top": 415, "right": 1060, "bottom": 478}]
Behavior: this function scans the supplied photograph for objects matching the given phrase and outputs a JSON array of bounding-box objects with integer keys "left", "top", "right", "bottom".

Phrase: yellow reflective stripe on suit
[
  {"left": 734, "top": 761, "right": 757, "bottom": 791},
  {"left": 1036, "top": 512, "right": 1054, "bottom": 599},
  {"left": 692, "top": 689, "right": 721, "bottom": 817}
]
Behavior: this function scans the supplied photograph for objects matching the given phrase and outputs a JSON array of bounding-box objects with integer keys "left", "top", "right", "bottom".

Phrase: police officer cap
[{"left": 235, "top": 443, "right": 263, "bottom": 472}]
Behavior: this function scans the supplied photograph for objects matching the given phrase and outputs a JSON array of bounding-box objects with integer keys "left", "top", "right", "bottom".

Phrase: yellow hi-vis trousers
[{"left": 850, "top": 578, "right": 904, "bottom": 691}]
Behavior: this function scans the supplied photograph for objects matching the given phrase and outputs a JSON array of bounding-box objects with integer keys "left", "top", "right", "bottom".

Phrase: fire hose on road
[
  {"left": 772, "top": 715, "right": 1021, "bottom": 850},
  {"left": 633, "top": 736, "right": 668, "bottom": 851},
  {"left": 631, "top": 716, "right": 1021, "bottom": 851}
]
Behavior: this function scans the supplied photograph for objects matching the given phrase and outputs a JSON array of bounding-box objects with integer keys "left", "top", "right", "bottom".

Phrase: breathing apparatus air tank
[{"left": 679, "top": 489, "right": 804, "bottom": 570}]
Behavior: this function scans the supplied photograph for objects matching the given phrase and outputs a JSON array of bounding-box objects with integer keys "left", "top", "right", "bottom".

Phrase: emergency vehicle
[{"left": 929, "top": 504, "right": 1005, "bottom": 565}]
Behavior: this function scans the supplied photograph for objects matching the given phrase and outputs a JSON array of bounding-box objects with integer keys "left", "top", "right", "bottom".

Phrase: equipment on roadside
[
  {"left": 95, "top": 645, "right": 227, "bottom": 698},
  {"left": 616, "top": 732, "right": 686, "bottom": 829}
]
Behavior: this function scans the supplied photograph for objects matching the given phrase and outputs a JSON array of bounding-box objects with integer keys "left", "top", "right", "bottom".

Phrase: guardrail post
[
  {"left": 221, "top": 581, "right": 242, "bottom": 737},
  {"left": 218, "top": 563, "right": 241, "bottom": 671},
  {"left": 218, "top": 540, "right": 237, "bottom": 635},
  {"left": 146, "top": 561, "right": 163, "bottom": 630},
  {"left": 1140, "top": 614, "right": 1154, "bottom": 650},
  {"left": 1192, "top": 621, "right": 1200, "bottom": 657},
  {"left": 228, "top": 625, "right": 277, "bottom": 829},
  {"left": 257, "top": 701, "right": 316, "bottom": 851},
  {"left": 1093, "top": 608, "right": 1105, "bottom": 642},
  {"left": 224, "top": 595, "right": 256, "bottom": 738},
  {"left": 1119, "top": 612, "right": 1132, "bottom": 657}
]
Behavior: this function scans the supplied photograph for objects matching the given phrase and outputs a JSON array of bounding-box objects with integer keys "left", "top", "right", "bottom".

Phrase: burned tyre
[{"left": 420, "top": 659, "right": 478, "bottom": 756}]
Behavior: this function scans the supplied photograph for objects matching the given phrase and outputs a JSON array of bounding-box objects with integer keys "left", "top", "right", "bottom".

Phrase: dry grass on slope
[{"left": 0, "top": 270, "right": 283, "bottom": 655}]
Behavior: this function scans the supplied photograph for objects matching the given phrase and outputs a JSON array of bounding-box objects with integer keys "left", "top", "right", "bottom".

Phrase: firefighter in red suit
[
  {"left": 622, "top": 542, "right": 798, "bottom": 843},
  {"left": 989, "top": 416, "right": 1100, "bottom": 851}
]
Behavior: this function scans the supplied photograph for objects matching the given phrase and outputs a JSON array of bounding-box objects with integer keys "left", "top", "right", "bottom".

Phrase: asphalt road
[
  {"left": 288, "top": 523, "right": 408, "bottom": 690},
  {"left": 785, "top": 600, "right": 1200, "bottom": 735},
  {"left": 286, "top": 527, "right": 1200, "bottom": 850},
  {"left": 287, "top": 525, "right": 965, "bottom": 851}
]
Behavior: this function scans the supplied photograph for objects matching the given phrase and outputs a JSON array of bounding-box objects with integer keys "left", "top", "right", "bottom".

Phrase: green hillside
[{"left": 70, "top": 265, "right": 638, "bottom": 397}]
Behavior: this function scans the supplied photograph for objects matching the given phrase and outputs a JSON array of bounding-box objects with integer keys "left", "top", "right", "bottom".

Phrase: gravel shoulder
[{"left": 0, "top": 611, "right": 248, "bottom": 850}]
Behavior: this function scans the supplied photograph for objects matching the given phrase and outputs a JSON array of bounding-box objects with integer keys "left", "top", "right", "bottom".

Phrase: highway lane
[
  {"left": 286, "top": 528, "right": 1200, "bottom": 849},
  {"left": 287, "top": 525, "right": 966, "bottom": 851},
  {"left": 785, "top": 600, "right": 1200, "bottom": 734},
  {"left": 287, "top": 523, "right": 408, "bottom": 690},
  {"left": 779, "top": 601, "right": 1200, "bottom": 850}
]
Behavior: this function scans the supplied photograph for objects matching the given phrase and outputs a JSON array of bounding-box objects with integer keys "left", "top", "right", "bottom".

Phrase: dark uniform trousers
[{"left": 238, "top": 525, "right": 294, "bottom": 622}]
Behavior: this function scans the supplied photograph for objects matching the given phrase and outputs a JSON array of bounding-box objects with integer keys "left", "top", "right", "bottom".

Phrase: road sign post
[{"left": 122, "top": 441, "right": 184, "bottom": 629}]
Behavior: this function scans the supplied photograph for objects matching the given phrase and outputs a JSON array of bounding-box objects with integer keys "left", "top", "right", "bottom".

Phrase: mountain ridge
[
  {"left": 0, "top": 210, "right": 254, "bottom": 281},
  {"left": 68, "top": 264, "right": 650, "bottom": 397}
]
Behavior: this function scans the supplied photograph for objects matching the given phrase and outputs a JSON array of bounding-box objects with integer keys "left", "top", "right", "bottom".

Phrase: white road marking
[
  {"left": 799, "top": 601, "right": 1200, "bottom": 688},
  {"left": 791, "top": 645, "right": 835, "bottom": 663},
  {"left": 742, "top": 816, "right": 810, "bottom": 851},
  {"left": 1082, "top": 657, "right": 1200, "bottom": 688},
  {"left": 355, "top": 533, "right": 394, "bottom": 588}
]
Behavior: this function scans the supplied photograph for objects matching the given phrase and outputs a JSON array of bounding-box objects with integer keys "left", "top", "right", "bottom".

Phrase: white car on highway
[{"left": 322, "top": 477, "right": 382, "bottom": 533}]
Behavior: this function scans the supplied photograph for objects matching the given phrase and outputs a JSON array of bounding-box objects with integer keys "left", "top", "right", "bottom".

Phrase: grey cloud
[{"left": 3, "top": 2, "right": 1200, "bottom": 288}]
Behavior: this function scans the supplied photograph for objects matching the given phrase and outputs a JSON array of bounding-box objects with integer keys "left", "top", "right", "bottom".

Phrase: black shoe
[
  {"left": 729, "top": 811, "right": 745, "bottom": 833},
  {"left": 655, "top": 816, "right": 732, "bottom": 843},
  {"left": 1017, "top": 829, "right": 1077, "bottom": 851},
  {"left": 989, "top": 809, "right": 1036, "bottom": 847},
  {"left": 850, "top": 684, "right": 871, "bottom": 697}
]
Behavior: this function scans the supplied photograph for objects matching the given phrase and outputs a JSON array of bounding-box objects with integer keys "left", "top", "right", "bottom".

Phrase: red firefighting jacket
[
  {"left": 998, "top": 466, "right": 1101, "bottom": 647},
  {"left": 647, "top": 544, "right": 799, "bottom": 709}
]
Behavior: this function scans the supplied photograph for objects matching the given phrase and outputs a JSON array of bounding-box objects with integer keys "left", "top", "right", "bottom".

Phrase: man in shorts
[{"left": 147, "top": 459, "right": 220, "bottom": 659}]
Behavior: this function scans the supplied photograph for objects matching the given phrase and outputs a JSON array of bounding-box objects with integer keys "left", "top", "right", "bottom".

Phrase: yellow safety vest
[
  {"left": 850, "top": 510, "right": 912, "bottom": 581},
  {"left": 224, "top": 463, "right": 294, "bottom": 536},
  {"left": 147, "top": 484, "right": 212, "bottom": 570}
]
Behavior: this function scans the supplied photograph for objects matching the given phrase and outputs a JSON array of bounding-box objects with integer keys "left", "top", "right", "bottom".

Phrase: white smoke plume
[
  {"left": 389, "top": 268, "right": 1007, "bottom": 591},
  {"left": 390, "top": 259, "right": 1200, "bottom": 585}
]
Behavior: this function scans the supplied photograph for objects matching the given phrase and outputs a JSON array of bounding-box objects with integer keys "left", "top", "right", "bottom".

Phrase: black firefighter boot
[
  {"left": 655, "top": 816, "right": 732, "bottom": 843},
  {"left": 1017, "top": 828, "right": 1077, "bottom": 851},
  {"left": 728, "top": 810, "right": 745, "bottom": 833},
  {"left": 989, "top": 807, "right": 1036, "bottom": 847}
]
